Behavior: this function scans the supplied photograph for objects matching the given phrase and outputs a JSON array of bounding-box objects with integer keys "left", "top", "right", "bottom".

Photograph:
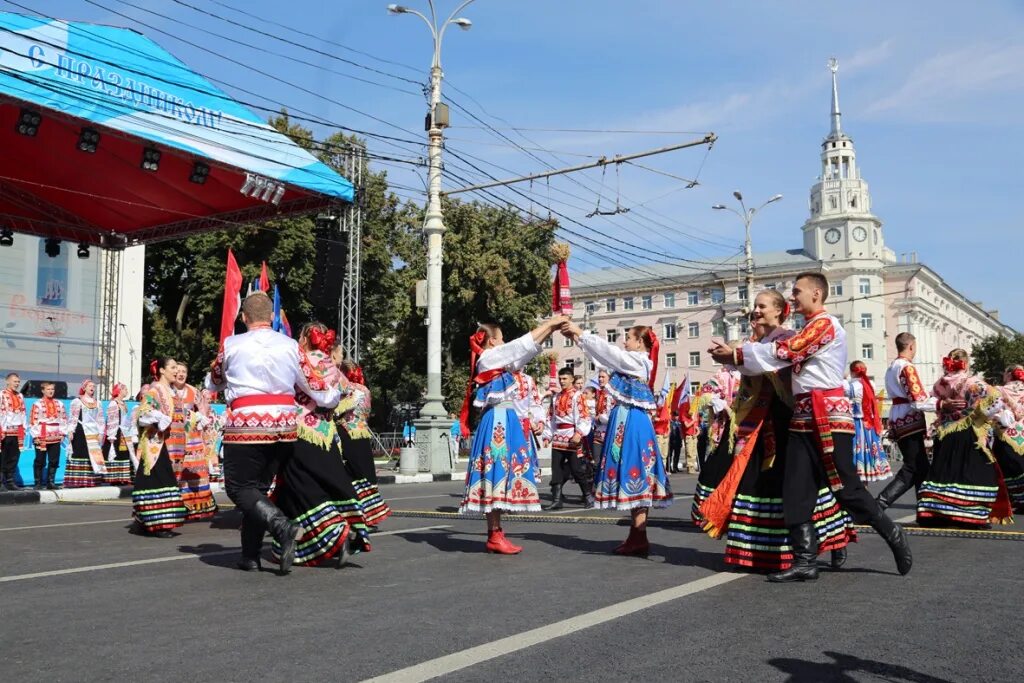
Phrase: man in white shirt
[
  {"left": 1, "top": 372, "right": 27, "bottom": 490},
  {"left": 206, "top": 293, "right": 340, "bottom": 574}
]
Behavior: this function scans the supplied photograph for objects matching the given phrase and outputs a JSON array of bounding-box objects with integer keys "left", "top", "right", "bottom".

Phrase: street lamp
[
  {"left": 388, "top": 0, "right": 475, "bottom": 474},
  {"left": 712, "top": 192, "right": 783, "bottom": 334}
]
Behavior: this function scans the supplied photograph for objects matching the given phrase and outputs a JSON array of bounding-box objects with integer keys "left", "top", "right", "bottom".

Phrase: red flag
[
  {"left": 219, "top": 249, "right": 243, "bottom": 346},
  {"left": 548, "top": 360, "right": 559, "bottom": 393},
  {"left": 259, "top": 261, "right": 271, "bottom": 292},
  {"left": 552, "top": 261, "right": 572, "bottom": 315}
]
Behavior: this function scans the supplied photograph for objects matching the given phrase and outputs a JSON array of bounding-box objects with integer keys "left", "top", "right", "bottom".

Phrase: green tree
[{"left": 972, "top": 334, "right": 1024, "bottom": 384}]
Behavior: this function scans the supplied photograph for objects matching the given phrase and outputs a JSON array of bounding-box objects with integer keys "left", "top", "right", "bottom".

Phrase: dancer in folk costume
[
  {"left": 132, "top": 359, "right": 188, "bottom": 537},
  {"left": 844, "top": 361, "right": 891, "bottom": 482},
  {"left": 335, "top": 358, "right": 392, "bottom": 528},
  {"left": 695, "top": 365, "right": 741, "bottom": 459},
  {"left": 64, "top": 380, "right": 107, "bottom": 488},
  {"left": 994, "top": 366, "right": 1024, "bottom": 512},
  {"left": 511, "top": 368, "right": 547, "bottom": 487},
  {"left": 459, "top": 317, "right": 566, "bottom": 554},
  {"left": 560, "top": 320, "right": 673, "bottom": 557},
  {"left": 875, "top": 333, "right": 938, "bottom": 511},
  {"left": 269, "top": 324, "right": 372, "bottom": 569},
  {"left": 200, "top": 390, "right": 224, "bottom": 483},
  {"left": 710, "top": 272, "right": 911, "bottom": 582},
  {"left": 695, "top": 292, "right": 855, "bottom": 572},
  {"left": 590, "top": 369, "right": 614, "bottom": 465},
  {"left": 1, "top": 372, "right": 27, "bottom": 490},
  {"left": 544, "top": 365, "right": 594, "bottom": 510},
  {"left": 29, "top": 382, "right": 66, "bottom": 490},
  {"left": 103, "top": 383, "right": 136, "bottom": 485},
  {"left": 916, "top": 350, "right": 1014, "bottom": 528},
  {"left": 173, "top": 365, "right": 218, "bottom": 521}
]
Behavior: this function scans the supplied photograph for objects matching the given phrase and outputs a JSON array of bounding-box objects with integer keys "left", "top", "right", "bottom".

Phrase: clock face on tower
[
  {"left": 852, "top": 226, "right": 867, "bottom": 242},
  {"left": 825, "top": 228, "right": 842, "bottom": 244}
]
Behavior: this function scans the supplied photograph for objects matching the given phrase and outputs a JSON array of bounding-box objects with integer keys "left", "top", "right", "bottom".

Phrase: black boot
[
  {"left": 830, "top": 547, "right": 847, "bottom": 570},
  {"left": 875, "top": 477, "right": 912, "bottom": 511},
  {"left": 582, "top": 482, "right": 595, "bottom": 509},
  {"left": 869, "top": 512, "right": 913, "bottom": 575},
  {"left": 33, "top": 465, "right": 44, "bottom": 491},
  {"left": 47, "top": 466, "right": 61, "bottom": 490},
  {"left": 4, "top": 473, "right": 22, "bottom": 491},
  {"left": 236, "top": 518, "right": 265, "bottom": 572},
  {"left": 252, "top": 499, "right": 299, "bottom": 575},
  {"left": 543, "top": 485, "right": 564, "bottom": 511},
  {"left": 768, "top": 523, "right": 819, "bottom": 583}
]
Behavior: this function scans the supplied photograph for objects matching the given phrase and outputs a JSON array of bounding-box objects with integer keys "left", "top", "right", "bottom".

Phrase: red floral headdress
[
  {"left": 942, "top": 356, "right": 967, "bottom": 374},
  {"left": 309, "top": 327, "right": 337, "bottom": 355}
]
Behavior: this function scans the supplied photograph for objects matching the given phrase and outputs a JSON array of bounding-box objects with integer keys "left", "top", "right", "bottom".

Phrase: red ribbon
[
  {"left": 851, "top": 365, "right": 883, "bottom": 435},
  {"left": 942, "top": 356, "right": 967, "bottom": 373},
  {"left": 1012, "top": 368, "right": 1024, "bottom": 383},
  {"left": 459, "top": 329, "right": 490, "bottom": 438},
  {"left": 552, "top": 261, "right": 572, "bottom": 315},
  {"left": 343, "top": 365, "right": 366, "bottom": 386},
  {"left": 645, "top": 328, "right": 660, "bottom": 392},
  {"left": 149, "top": 360, "right": 159, "bottom": 381},
  {"left": 782, "top": 302, "right": 791, "bottom": 322},
  {"left": 309, "top": 328, "right": 337, "bottom": 355}
]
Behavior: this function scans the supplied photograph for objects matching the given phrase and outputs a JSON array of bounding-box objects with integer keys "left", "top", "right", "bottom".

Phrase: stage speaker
[{"left": 309, "top": 237, "right": 348, "bottom": 312}]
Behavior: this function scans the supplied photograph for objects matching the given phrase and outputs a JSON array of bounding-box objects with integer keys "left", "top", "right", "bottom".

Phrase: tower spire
[{"left": 828, "top": 57, "right": 841, "bottom": 137}]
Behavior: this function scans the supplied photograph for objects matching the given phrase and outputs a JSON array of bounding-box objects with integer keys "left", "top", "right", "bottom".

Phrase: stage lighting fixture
[
  {"left": 141, "top": 147, "right": 161, "bottom": 172},
  {"left": 189, "top": 161, "right": 210, "bottom": 184},
  {"left": 77, "top": 243, "right": 90, "bottom": 259},
  {"left": 77, "top": 127, "right": 100, "bottom": 153},
  {"left": 0, "top": 228, "right": 13, "bottom": 247},
  {"left": 44, "top": 238, "right": 61, "bottom": 258},
  {"left": 16, "top": 108, "right": 41, "bottom": 136}
]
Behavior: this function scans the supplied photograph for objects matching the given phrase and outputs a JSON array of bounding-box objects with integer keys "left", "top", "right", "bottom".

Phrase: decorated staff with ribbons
[
  {"left": 994, "top": 366, "right": 1024, "bottom": 512},
  {"left": 103, "top": 382, "right": 137, "bottom": 485},
  {"left": 694, "top": 291, "right": 855, "bottom": 572},
  {"left": 458, "top": 317, "right": 566, "bottom": 554},
  {"left": 132, "top": 359, "right": 188, "bottom": 537},
  {"left": 64, "top": 379, "right": 107, "bottom": 488},
  {"left": 845, "top": 362, "right": 891, "bottom": 482},
  {"left": 916, "top": 350, "right": 1014, "bottom": 528},
  {"left": 1, "top": 372, "right": 27, "bottom": 490},
  {"left": 710, "top": 272, "right": 911, "bottom": 582},
  {"left": 29, "top": 382, "right": 66, "bottom": 490},
  {"left": 561, "top": 319, "right": 673, "bottom": 557}
]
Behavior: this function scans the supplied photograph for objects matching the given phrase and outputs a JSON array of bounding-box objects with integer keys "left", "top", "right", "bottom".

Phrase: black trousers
[
  {"left": 223, "top": 441, "right": 291, "bottom": 557},
  {"left": 1, "top": 435, "right": 21, "bottom": 481},
  {"left": 668, "top": 440, "right": 682, "bottom": 470},
  {"left": 550, "top": 446, "right": 594, "bottom": 493},
  {"left": 34, "top": 444, "right": 61, "bottom": 479},
  {"left": 783, "top": 431, "right": 882, "bottom": 527},
  {"left": 890, "top": 433, "right": 930, "bottom": 494}
]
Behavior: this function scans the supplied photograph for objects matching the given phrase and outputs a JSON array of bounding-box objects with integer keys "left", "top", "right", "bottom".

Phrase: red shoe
[
  {"left": 613, "top": 527, "right": 649, "bottom": 557},
  {"left": 485, "top": 529, "right": 522, "bottom": 555}
]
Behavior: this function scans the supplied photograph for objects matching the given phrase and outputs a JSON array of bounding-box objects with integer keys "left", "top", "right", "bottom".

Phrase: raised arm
[
  {"left": 576, "top": 332, "right": 649, "bottom": 379},
  {"left": 477, "top": 332, "right": 543, "bottom": 374},
  {"left": 734, "top": 316, "right": 837, "bottom": 375}
]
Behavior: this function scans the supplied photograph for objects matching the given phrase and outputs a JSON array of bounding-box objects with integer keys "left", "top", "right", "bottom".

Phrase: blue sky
[{"left": 36, "top": 0, "right": 1024, "bottom": 329}]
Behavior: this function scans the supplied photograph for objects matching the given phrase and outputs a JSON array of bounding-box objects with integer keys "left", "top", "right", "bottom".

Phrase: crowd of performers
[{"left": 456, "top": 270, "right": 1022, "bottom": 583}]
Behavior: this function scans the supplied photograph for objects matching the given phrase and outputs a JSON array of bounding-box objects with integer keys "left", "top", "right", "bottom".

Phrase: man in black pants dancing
[{"left": 206, "top": 293, "right": 340, "bottom": 574}]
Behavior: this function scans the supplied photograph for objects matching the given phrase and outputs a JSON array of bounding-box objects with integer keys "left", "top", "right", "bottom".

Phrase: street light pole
[
  {"left": 389, "top": 1, "right": 474, "bottom": 473},
  {"left": 712, "top": 192, "right": 782, "bottom": 339}
]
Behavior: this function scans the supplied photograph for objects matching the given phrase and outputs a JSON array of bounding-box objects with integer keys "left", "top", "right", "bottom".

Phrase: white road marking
[
  {"left": 361, "top": 572, "right": 747, "bottom": 683},
  {"left": 383, "top": 494, "right": 453, "bottom": 502},
  {"left": 0, "top": 519, "right": 127, "bottom": 533},
  {"left": 895, "top": 514, "right": 916, "bottom": 524},
  {"left": 0, "top": 524, "right": 451, "bottom": 584}
]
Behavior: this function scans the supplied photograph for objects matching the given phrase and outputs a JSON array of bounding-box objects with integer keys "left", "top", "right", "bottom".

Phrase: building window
[
  {"left": 641, "top": 295, "right": 653, "bottom": 310},
  {"left": 585, "top": 301, "right": 597, "bottom": 315},
  {"left": 605, "top": 297, "right": 616, "bottom": 313},
  {"left": 606, "top": 329, "right": 619, "bottom": 343},
  {"left": 623, "top": 296, "right": 634, "bottom": 311},
  {"left": 860, "top": 313, "right": 873, "bottom": 330},
  {"left": 690, "top": 381, "right": 701, "bottom": 395},
  {"left": 710, "top": 288, "right": 725, "bottom": 304},
  {"left": 737, "top": 285, "right": 749, "bottom": 302},
  {"left": 663, "top": 323, "right": 677, "bottom": 340},
  {"left": 830, "top": 282, "right": 844, "bottom": 297},
  {"left": 564, "top": 360, "right": 575, "bottom": 370},
  {"left": 689, "top": 351, "right": 701, "bottom": 367},
  {"left": 588, "top": 361, "right": 596, "bottom": 372},
  {"left": 542, "top": 337, "right": 553, "bottom": 349},
  {"left": 563, "top": 336, "right": 575, "bottom": 347},
  {"left": 858, "top": 278, "right": 871, "bottom": 295},
  {"left": 712, "top": 320, "right": 726, "bottom": 337},
  {"left": 792, "top": 313, "right": 806, "bottom": 330},
  {"left": 665, "top": 353, "right": 677, "bottom": 368},
  {"left": 687, "top": 291, "right": 699, "bottom": 306},
  {"left": 836, "top": 314, "right": 845, "bottom": 327},
  {"left": 739, "top": 320, "right": 750, "bottom": 336},
  {"left": 688, "top": 322, "right": 700, "bottom": 338},
  {"left": 664, "top": 292, "right": 676, "bottom": 308},
  {"left": 861, "top": 344, "right": 874, "bottom": 361}
]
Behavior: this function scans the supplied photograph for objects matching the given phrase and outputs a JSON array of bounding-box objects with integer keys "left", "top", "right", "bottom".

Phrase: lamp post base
[{"left": 413, "top": 415, "right": 455, "bottom": 475}]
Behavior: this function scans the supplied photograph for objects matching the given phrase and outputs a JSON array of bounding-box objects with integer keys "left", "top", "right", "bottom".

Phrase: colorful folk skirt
[
  {"left": 179, "top": 440, "right": 218, "bottom": 522},
  {"left": 692, "top": 418, "right": 734, "bottom": 526},
  {"left": 918, "top": 431, "right": 1003, "bottom": 527},
  {"left": 993, "top": 439, "right": 1024, "bottom": 511},
  {"left": 460, "top": 404, "right": 541, "bottom": 513},
  {"left": 852, "top": 417, "right": 892, "bottom": 482},
  {"left": 339, "top": 430, "right": 391, "bottom": 526},
  {"left": 64, "top": 426, "right": 105, "bottom": 488},
  {"left": 167, "top": 420, "right": 186, "bottom": 475},
  {"left": 270, "top": 438, "right": 372, "bottom": 566},
  {"left": 594, "top": 404, "right": 672, "bottom": 511},
  {"left": 132, "top": 445, "right": 187, "bottom": 533},
  {"left": 102, "top": 431, "right": 134, "bottom": 486}
]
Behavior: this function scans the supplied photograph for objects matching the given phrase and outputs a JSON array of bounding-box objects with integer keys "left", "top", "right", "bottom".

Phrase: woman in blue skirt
[
  {"left": 845, "top": 361, "right": 892, "bottom": 482},
  {"left": 561, "top": 321, "right": 673, "bottom": 557},
  {"left": 458, "top": 316, "right": 567, "bottom": 554}
]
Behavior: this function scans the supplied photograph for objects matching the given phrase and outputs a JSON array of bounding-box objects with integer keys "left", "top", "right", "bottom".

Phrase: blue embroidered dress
[
  {"left": 844, "top": 378, "right": 891, "bottom": 482},
  {"left": 578, "top": 333, "right": 673, "bottom": 510},
  {"left": 459, "top": 333, "right": 543, "bottom": 513}
]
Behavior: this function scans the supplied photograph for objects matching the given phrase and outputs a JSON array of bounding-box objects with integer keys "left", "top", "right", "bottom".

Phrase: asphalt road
[{"left": 0, "top": 473, "right": 1020, "bottom": 682}]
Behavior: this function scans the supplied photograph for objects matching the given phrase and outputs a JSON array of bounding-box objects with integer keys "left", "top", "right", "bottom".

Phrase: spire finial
[{"left": 828, "top": 57, "right": 841, "bottom": 136}]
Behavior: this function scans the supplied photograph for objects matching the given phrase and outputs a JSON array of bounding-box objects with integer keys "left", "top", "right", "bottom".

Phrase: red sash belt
[
  {"left": 892, "top": 397, "right": 910, "bottom": 405},
  {"left": 555, "top": 423, "right": 575, "bottom": 430},
  {"left": 230, "top": 394, "right": 295, "bottom": 409},
  {"left": 795, "top": 387, "right": 844, "bottom": 492}
]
